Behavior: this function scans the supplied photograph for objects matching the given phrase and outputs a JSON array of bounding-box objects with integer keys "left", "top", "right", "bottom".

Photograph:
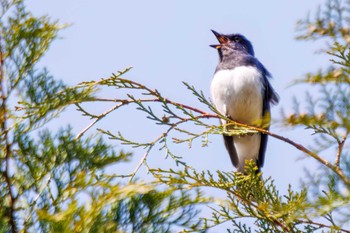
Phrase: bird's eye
[{"left": 234, "top": 37, "right": 241, "bottom": 43}]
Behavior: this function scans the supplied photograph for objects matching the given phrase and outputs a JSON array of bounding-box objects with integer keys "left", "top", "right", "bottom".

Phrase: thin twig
[
  {"left": 79, "top": 76, "right": 350, "bottom": 185},
  {"left": 335, "top": 129, "right": 349, "bottom": 167},
  {"left": 228, "top": 188, "right": 291, "bottom": 232},
  {"left": 76, "top": 97, "right": 213, "bottom": 140},
  {"left": 87, "top": 97, "right": 210, "bottom": 115},
  {"left": 229, "top": 121, "right": 350, "bottom": 186},
  {"left": 297, "top": 219, "right": 350, "bottom": 233},
  {"left": 24, "top": 174, "right": 52, "bottom": 225},
  {"left": 111, "top": 77, "right": 210, "bottom": 115},
  {"left": 128, "top": 114, "right": 215, "bottom": 182},
  {"left": 128, "top": 134, "right": 163, "bottom": 182},
  {"left": 75, "top": 104, "right": 121, "bottom": 139},
  {"left": 167, "top": 172, "right": 292, "bottom": 232}
]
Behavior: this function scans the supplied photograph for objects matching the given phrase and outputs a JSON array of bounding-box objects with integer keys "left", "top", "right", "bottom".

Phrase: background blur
[{"left": 27, "top": 0, "right": 327, "bottom": 195}]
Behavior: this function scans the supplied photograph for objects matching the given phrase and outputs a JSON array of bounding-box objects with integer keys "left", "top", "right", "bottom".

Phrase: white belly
[
  {"left": 211, "top": 66, "right": 264, "bottom": 169},
  {"left": 210, "top": 66, "right": 263, "bottom": 124}
]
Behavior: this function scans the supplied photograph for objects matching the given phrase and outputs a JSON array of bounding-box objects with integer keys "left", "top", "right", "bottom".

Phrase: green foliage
[
  {"left": 1, "top": 0, "right": 350, "bottom": 232},
  {"left": 152, "top": 162, "right": 312, "bottom": 232},
  {"left": 35, "top": 183, "right": 205, "bottom": 233},
  {"left": 112, "top": 189, "right": 205, "bottom": 233},
  {"left": 18, "top": 69, "right": 95, "bottom": 131},
  {"left": 284, "top": 0, "right": 350, "bottom": 231},
  {"left": 71, "top": 1, "right": 350, "bottom": 232},
  {"left": 0, "top": 1, "right": 206, "bottom": 233},
  {"left": 288, "top": 0, "right": 350, "bottom": 166},
  {"left": 296, "top": 0, "right": 350, "bottom": 42},
  {"left": 76, "top": 72, "right": 261, "bottom": 181}
]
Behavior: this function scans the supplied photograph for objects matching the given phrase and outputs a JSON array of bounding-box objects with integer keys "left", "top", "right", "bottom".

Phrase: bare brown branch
[
  {"left": 76, "top": 96, "right": 214, "bottom": 140},
  {"left": 229, "top": 121, "right": 350, "bottom": 186},
  {"left": 297, "top": 219, "right": 350, "bottom": 233},
  {"left": 78, "top": 77, "right": 350, "bottom": 186},
  {"left": 335, "top": 129, "right": 349, "bottom": 167}
]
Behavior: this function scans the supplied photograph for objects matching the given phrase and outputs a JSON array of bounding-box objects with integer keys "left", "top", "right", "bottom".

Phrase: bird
[{"left": 210, "top": 30, "right": 279, "bottom": 173}]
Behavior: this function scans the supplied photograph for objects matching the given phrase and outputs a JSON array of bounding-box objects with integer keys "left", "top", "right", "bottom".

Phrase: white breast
[
  {"left": 210, "top": 66, "right": 263, "bottom": 124},
  {"left": 211, "top": 66, "right": 264, "bottom": 170}
]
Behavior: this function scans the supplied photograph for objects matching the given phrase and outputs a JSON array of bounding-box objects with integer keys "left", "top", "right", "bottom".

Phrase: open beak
[
  {"left": 209, "top": 44, "right": 221, "bottom": 49},
  {"left": 210, "top": 30, "right": 228, "bottom": 49}
]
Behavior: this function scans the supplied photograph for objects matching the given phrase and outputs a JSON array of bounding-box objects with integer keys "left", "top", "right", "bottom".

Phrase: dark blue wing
[
  {"left": 223, "top": 134, "right": 239, "bottom": 168},
  {"left": 257, "top": 68, "right": 279, "bottom": 170}
]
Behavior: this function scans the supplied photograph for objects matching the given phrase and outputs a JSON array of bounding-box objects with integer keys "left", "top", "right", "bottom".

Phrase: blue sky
[{"left": 28, "top": 0, "right": 329, "bottom": 230}]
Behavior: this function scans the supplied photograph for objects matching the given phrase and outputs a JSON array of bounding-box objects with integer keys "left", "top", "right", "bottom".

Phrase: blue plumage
[{"left": 210, "top": 30, "right": 279, "bottom": 173}]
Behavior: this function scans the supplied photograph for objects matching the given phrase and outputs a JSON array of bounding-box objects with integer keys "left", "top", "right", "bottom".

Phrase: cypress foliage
[{"left": 1, "top": 0, "right": 350, "bottom": 232}]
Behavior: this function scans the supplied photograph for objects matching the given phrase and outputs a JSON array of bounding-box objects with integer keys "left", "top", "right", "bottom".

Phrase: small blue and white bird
[{"left": 210, "top": 30, "right": 279, "bottom": 173}]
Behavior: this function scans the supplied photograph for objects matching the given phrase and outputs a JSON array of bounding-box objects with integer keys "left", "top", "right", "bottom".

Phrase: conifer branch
[
  {"left": 297, "top": 219, "right": 350, "bottom": 233},
  {"left": 99, "top": 113, "right": 217, "bottom": 181},
  {"left": 335, "top": 129, "right": 348, "bottom": 167},
  {"left": 230, "top": 121, "right": 350, "bottom": 185},
  {"left": 75, "top": 103, "right": 122, "bottom": 140},
  {"left": 23, "top": 174, "right": 52, "bottom": 226},
  {"left": 152, "top": 167, "right": 295, "bottom": 232},
  {"left": 2, "top": 0, "right": 350, "bottom": 231},
  {"left": 0, "top": 35, "right": 17, "bottom": 233},
  {"left": 128, "top": 134, "right": 164, "bottom": 182},
  {"left": 78, "top": 72, "right": 350, "bottom": 186}
]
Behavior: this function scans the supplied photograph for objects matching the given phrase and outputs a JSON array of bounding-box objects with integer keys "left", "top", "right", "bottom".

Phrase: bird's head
[{"left": 210, "top": 30, "right": 255, "bottom": 60}]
